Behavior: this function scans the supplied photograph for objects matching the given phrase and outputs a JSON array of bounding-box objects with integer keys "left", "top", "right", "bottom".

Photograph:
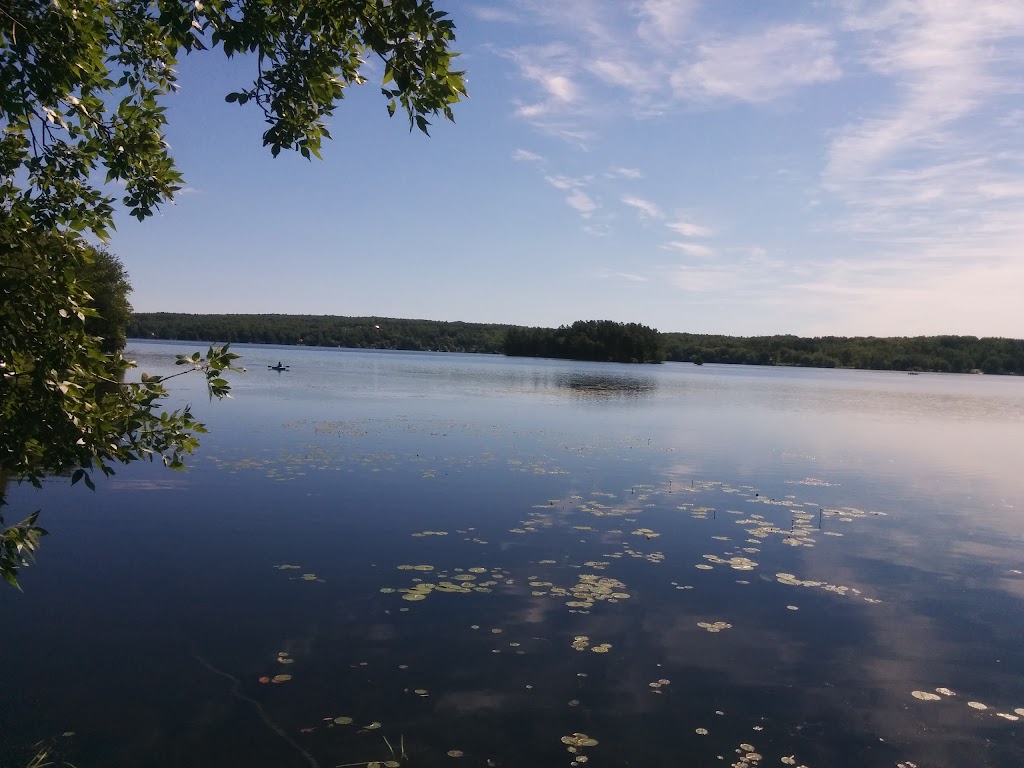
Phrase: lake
[{"left": 3, "top": 341, "right": 1024, "bottom": 768}]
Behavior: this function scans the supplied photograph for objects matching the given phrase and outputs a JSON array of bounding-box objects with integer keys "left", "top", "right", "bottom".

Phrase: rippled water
[{"left": 3, "top": 342, "right": 1023, "bottom": 768}]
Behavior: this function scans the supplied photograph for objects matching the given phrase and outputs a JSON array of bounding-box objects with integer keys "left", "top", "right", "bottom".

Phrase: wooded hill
[{"left": 127, "top": 313, "right": 1024, "bottom": 374}]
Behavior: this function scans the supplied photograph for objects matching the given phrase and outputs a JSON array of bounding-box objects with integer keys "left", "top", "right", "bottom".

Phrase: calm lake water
[{"left": 3, "top": 342, "right": 1024, "bottom": 768}]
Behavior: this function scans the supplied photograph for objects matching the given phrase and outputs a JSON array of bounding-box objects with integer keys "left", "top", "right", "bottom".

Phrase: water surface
[{"left": 3, "top": 342, "right": 1023, "bottom": 768}]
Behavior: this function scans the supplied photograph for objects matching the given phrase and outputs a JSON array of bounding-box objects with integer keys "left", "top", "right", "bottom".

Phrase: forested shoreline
[
  {"left": 128, "top": 313, "right": 1024, "bottom": 374},
  {"left": 504, "top": 320, "right": 664, "bottom": 363}
]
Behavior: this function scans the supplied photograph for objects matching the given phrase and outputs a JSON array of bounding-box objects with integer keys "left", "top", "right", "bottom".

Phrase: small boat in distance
[{"left": 269, "top": 362, "right": 290, "bottom": 371}]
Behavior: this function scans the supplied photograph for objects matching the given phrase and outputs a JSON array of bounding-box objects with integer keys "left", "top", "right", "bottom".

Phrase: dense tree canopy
[
  {"left": 0, "top": 0, "right": 466, "bottom": 587},
  {"left": 504, "top": 321, "right": 666, "bottom": 364},
  {"left": 82, "top": 247, "right": 133, "bottom": 354},
  {"left": 129, "top": 312, "right": 510, "bottom": 352},
  {"left": 662, "top": 333, "right": 1024, "bottom": 375}
]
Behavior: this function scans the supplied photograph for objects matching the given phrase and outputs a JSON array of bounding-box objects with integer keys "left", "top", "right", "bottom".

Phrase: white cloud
[
  {"left": 665, "top": 220, "right": 712, "bottom": 238},
  {"left": 507, "top": 43, "right": 588, "bottom": 124},
  {"left": 607, "top": 166, "right": 643, "bottom": 179},
  {"left": 566, "top": 190, "right": 597, "bottom": 217},
  {"left": 635, "top": 0, "right": 696, "bottom": 49},
  {"left": 497, "top": 3, "right": 672, "bottom": 133},
  {"left": 544, "top": 174, "right": 575, "bottom": 191},
  {"left": 512, "top": 148, "right": 544, "bottom": 163},
  {"left": 545, "top": 75, "right": 578, "bottom": 102},
  {"left": 621, "top": 195, "right": 662, "bottom": 219},
  {"left": 470, "top": 6, "right": 521, "bottom": 23},
  {"left": 671, "top": 25, "right": 841, "bottom": 103},
  {"left": 828, "top": 1, "right": 1024, "bottom": 184},
  {"left": 663, "top": 241, "right": 713, "bottom": 257},
  {"left": 822, "top": 0, "right": 1024, "bottom": 285},
  {"left": 515, "top": 102, "right": 548, "bottom": 119},
  {"left": 503, "top": 6, "right": 841, "bottom": 139},
  {"left": 587, "top": 58, "right": 658, "bottom": 91},
  {"left": 544, "top": 174, "right": 597, "bottom": 216}
]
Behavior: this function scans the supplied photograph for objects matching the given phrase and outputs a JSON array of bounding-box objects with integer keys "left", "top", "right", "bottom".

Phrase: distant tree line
[
  {"left": 128, "top": 313, "right": 510, "bottom": 353},
  {"left": 503, "top": 320, "right": 665, "bottom": 363},
  {"left": 128, "top": 314, "right": 1024, "bottom": 374},
  {"left": 661, "top": 333, "right": 1024, "bottom": 374}
]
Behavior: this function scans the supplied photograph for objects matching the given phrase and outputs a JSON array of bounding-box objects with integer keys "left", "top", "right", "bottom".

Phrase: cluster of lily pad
[
  {"left": 569, "top": 635, "right": 612, "bottom": 653},
  {"left": 701, "top": 554, "right": 758, "bottom": 570},
  {"left": 384, "top": 564, "right": 511, "bottom": 602},
  {"left": 560, "top": 732, "right": 598, "bottom": 765},
  {"left": 775, "top": 572, "right": 880, "bottom": 602},
  {"left": 697, "top": 621, "right": 733, "bottom": 633},
  {"left": 728, "top": 741, "right": 763, "bottom": 768},
  {"left": 911, "top": 687, "right": 1024, "bottom": 721},
  {"left": 616, "top": 544, "right": 665, "bottom": 563},
  {"left": 648, "top": 678, "right": 671, "bottom": 694},
  {"left": 525, "top": 572, "right": 630, "bottom": 614}
]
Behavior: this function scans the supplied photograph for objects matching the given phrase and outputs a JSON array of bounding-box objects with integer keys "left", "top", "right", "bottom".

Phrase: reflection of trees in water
[
  {"left": 415, "top": 364, "right": 661, "bottom": 400},
  {"left": 556, "top": 372, "right": 658, "bottom": 399}
]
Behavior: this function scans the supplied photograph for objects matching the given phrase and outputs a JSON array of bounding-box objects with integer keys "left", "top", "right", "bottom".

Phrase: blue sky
[{"left": 110, "top": 1, "right": 1024, "bottom": 338}]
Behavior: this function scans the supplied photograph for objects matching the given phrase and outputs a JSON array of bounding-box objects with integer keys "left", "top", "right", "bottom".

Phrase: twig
[{"left": 193, "top": 652, "right": 320, "bottom": 768}]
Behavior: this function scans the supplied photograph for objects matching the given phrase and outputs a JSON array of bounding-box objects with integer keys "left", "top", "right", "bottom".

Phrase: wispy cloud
[
  {"left": 509, "top": 44, "right": 587, "bottom": 123},
  {"left": 537, "top": 173, "right": 598, "bottom": 217},
  {"left": 621, "top": 195, "right": 662, "bottom": 219},
  {"left": 512, "top": 148, "right": 544, "bottom": 163},
  {"left": 823, "top": 0, "right": 1024, "bottom": 276},
  {"left": 828, "top": 2, "right": 1024, "bottom": 186},
  {"left": 566, "top": 189, "right": 597, "bottom": 217},
  {"left": 495, "top": 3, "right": 844, "bottom": 242},
  {"left": 666, "top": 220, "right": 712, "bottom": 238},
  {"left": 501, "top": 4, "right": 841, "bottom": 135},
  {"left": 470, "top": 5, "right": 522, "bottom": 23},
  {"left": 635, "top": 0, "right": 697, "bottom": 49},
  {"left": 599, "top": 267, "right": 649, "bottom": 283},
  {"left": 663, "top": 241, "right": 714, "bottom": 257},
  {"left": 671, "top": 25, "right": 841, "bottom": 103},
  {"left": 544, "top": 175, "right": 575, "bottom": 191},
  {"left": 607, "top": 166, "right": 642, "bottom": 179}
]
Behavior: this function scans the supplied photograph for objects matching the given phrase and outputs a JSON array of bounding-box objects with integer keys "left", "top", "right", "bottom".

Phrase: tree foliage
[
  {"left": 82, "top": 246, "right": 133, "bottom": 354},
  {"left": 1, "top": 0, "right": 466, "bottom": 231},
  {"left": 662, "top": 333, "right": 1024, "bottom": 374},
  {"left": 0, "top": 227, "right": 244, "bottom": 588},
  {"left": 504, "top": 320, "right": 665, "bottom": 364},
  {"left": 1, "top": 0, "right": 466, "bottom": 587},
  {"left": 130, "top": 312, "right": 511, "bottom": 352}
]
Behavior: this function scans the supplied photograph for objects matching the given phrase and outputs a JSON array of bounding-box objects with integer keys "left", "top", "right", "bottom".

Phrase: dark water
[{"left": 3, "top": 342, "right": 1024, "bottom": 768}]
